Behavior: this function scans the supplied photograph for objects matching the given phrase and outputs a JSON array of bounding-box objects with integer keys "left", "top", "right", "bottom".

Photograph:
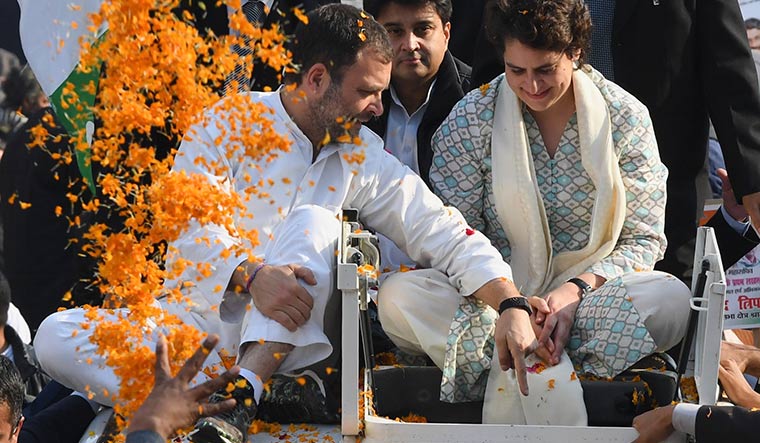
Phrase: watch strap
[
  {"left": 498, "top": 297, "right": 532, "bottom": 316},
  {"left": 567, "top": 277, "right": 592, "bottom": 298}
]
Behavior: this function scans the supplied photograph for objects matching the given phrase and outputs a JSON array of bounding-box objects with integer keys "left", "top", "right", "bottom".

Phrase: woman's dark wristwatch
[
  {"left": 498, "top": 297, "right": 532, "bottom": 316},
  {"left": 567, "top": 277, "right": 592, "bottom": 298}
]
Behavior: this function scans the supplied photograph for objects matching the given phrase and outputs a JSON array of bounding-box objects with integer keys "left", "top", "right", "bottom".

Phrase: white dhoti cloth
[{"left": 34, "top": 205, "right": 341, "bottom": 406}]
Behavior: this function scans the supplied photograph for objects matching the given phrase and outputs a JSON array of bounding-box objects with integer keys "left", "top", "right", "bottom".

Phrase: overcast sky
[{"left": 742, "top": 0, "right": 760, "bottom": 20}]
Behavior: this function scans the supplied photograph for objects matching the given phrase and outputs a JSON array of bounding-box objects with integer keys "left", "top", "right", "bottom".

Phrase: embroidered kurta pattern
[{"left": 430, "top": 71, "right": 666, "bottom": 402}]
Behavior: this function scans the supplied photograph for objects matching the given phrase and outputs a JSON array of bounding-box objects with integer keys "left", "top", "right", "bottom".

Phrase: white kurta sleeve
[
  {"left": 355, "top": 149, "right": 512, "bottom": 296},
  {"left": 165, "top": 119, "right": 248, "bottom": 303}
]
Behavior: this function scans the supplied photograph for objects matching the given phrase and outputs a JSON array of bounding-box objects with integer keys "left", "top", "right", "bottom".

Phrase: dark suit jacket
[
  {"left": 19, "top": 395, "right": 95, "bottom": 443},
  {"left": 695, "top": 404, "right": 760, "bottom": 443},
  {"left": 364, "top": 51, "right": 471, "bottom": 186},
  {"left": 448, "top": 0, "right": 486, "bottom": 65},
  {"left": 707, "top": 209, "right": 760, "bottom": 269},
  {"left": 610, "top": 1, "right": 760, "bottom": 193},
  {"left": 0, "top": 108, "right": 92, "bottom": 330}
]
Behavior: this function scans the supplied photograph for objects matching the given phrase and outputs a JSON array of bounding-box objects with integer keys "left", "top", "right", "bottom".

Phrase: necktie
[
  {"left": 243, "top": 0, "right": 265, "bottom": 25},
  {"left": 225, "top": 0, "right": 266, "bottom": 94}
]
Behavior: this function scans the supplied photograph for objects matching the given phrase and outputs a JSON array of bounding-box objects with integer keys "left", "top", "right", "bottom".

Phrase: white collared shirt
[
  {"left": 672, "top": 403, "right": 701, "bottom": 435},
  {"left": 383, "top": 80, "right": 436, "bottom": 175}
]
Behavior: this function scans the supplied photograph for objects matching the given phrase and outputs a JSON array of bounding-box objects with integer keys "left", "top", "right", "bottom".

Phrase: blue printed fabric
[
  {"left": 568, "top": 277, "right": 656, "bottom": 377},
  {"left": 432, "top": 69, "right": 665, "bottom": 402}
]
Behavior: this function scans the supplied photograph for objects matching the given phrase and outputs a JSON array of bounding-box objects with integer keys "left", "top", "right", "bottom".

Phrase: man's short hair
[
  {"left": 286, "top": 4, "right": 393, "bottom": 85},
  {"left": 746, "top": 18, "right": 760, "bottom": 31},
  {"left": 1, "top": 66, "right": 44, "bottom": 111},
  {"left": 0, "top": 357, "right": 23, "bottom": 431},
  {"left": 364, "top": 0, "right": 453, "bottom": 24},
  {"left": 0, "top": 272, "right": 9, "bottom": 329}
]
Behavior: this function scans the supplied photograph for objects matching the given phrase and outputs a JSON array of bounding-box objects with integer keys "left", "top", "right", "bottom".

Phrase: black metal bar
[
  {"left": 359, "top": 301, "right": 378, "bottom": 408},
  {"left": 674, "top": 259, "right": 711, "bottom": 401}
]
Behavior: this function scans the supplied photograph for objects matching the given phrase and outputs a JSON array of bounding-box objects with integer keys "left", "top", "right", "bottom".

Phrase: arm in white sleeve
[
  {"left": 671, "top": 403, "right": 700, "bottom": 435},
  {"left": 355, "top": 149, "right": 512, "bottom": 296}
]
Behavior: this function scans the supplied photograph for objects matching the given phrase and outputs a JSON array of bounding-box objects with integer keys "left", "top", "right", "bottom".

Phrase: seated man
[
  {"left": 364, "top": 0, "right": 470, "bottom": 187},
  {"left": 363, "top": 0, "right": 471, "bottom": 271},
  {"left": 34, "top": 5, "right": 525, "bottom": 443}
]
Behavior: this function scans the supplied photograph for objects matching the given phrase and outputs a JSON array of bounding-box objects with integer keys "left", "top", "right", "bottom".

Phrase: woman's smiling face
[{"left": 502, "top": 39, "right": 577, "bottom": 114}]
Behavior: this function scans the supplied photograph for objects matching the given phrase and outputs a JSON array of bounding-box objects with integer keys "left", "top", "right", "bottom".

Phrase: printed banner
[{"left": 724, "top": 245, "right": 760, "bottom": 329}]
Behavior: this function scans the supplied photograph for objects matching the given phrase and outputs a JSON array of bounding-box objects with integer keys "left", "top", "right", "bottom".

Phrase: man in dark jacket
[
  {"left": 364, "top": 0, "right": 470, "bottom": 187},
  {"left": 0, "top": 273, "right": 48, "bottom": 405},
  {"left": 0, "top": 106, "right": 91, "bottom": 330}
]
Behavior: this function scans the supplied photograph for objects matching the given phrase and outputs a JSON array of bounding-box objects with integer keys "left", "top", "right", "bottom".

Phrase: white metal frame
[
  {"left": 339, "top": 225, "right": 727, "bottom": 443},
  {"left": 74, "top": 227, "right": 725, "bottom": 443},
  {"left": 690, "top": 227, "right": 727, "bottom": 405}
]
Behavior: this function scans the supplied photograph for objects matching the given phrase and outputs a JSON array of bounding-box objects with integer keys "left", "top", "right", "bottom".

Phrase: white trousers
[
  {"left": 377, "top": 269, "right": 691, "bottom": 425},
  {"left": 34, "top": 205, "right": 341, "bottom": 406}
]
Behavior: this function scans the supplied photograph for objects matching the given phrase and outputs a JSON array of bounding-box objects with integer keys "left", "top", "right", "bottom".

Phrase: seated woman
[{"left": 378, "top": 0, "right": 691, "bottom": 425}]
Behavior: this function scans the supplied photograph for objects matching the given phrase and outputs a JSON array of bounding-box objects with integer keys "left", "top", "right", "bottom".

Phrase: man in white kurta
[{"left": 33, "top": 6, "right": 532, "bottom": 441}]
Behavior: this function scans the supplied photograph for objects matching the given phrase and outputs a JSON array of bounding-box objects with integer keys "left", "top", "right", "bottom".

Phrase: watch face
[
  {"left": 498, "top": 297, "right": 532, "bottom": 315},
  {"left": 513, "top": 297, "right": 530, "bottom": 307}
]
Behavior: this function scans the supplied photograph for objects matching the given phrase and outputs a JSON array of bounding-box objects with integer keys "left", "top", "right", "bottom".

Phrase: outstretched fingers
[
  {"left": 190, "top": 366, "right": 241, "bottom": 400},
  {"left": 198, "top": 398, "right": 237, "bottom": 419},
  {"left": 154, "top": 335, "right": 171, "bottom": 385},
  {"left": 512, "top": 347, "right": 530, "bottom": 396},
  {"left": 176, "top": 334, "right": 221, "bottom": 384}
]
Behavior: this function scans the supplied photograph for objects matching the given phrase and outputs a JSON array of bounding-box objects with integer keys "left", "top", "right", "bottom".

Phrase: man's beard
[{"left": 309, "top": 84, "right": 359, "bottom": 143}]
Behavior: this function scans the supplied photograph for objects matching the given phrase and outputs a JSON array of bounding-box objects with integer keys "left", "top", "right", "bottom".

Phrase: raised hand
[{"left": 127, "top": 334, "right": 240, "bottom": 439}]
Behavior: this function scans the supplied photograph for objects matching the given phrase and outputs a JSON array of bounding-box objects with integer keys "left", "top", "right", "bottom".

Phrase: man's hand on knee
[{"left": 250, "top": 264, "right": 316, "bottom": 331}]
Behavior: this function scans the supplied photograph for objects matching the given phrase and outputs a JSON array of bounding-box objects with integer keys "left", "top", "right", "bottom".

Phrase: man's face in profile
[
  {"left": 309, "top": 47, "right": 391, "bottom": 141},
  {"left": 748, "top": 27, "right": 760, "bottom": 50}
]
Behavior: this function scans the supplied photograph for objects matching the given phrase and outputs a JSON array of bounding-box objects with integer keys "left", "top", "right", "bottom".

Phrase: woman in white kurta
[{"left": 378, "top": 0, "right": 691, "bottom": 425}]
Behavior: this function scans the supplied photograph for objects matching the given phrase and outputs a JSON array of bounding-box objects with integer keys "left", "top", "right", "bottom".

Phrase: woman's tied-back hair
[
  {"left": 286, "top": 4, "right": 393, "bottom": 85},
  {"left": 485, "top": 0, "right": 592, "bottom": 66}
]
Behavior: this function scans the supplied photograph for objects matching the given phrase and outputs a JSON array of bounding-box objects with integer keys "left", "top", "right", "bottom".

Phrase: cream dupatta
[
  {"left": 490, "top": 67, "right": 626, "bottom": 297},
  {"left": 483, "top": 67, "right": 626, "bottom": 425}
]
